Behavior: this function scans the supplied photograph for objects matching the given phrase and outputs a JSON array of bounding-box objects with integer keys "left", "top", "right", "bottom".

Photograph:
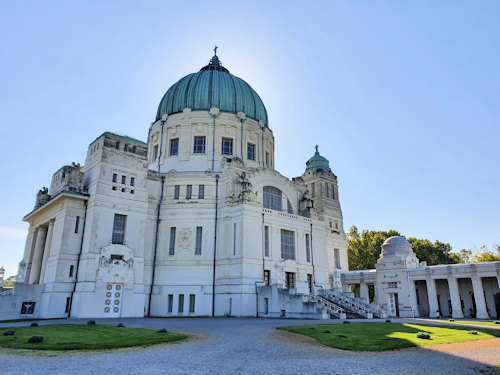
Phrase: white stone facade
[
  {"left": 341, "top": 237, "right": 500, "bottom": 319},
  {"left": 0, "top": 100, "right": 348, "bottom": 320}
]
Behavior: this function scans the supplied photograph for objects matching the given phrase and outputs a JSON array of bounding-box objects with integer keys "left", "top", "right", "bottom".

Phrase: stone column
[
  {"left": 39, "top": 221, "right": 54, "bottom": 284},
  {"left": 447, "top": 277, "right": 464, "bottom": 319},
  {"left": 360, "top": 283, "right": 369, "bottom": 303},
  {"left": 410, "top": 280, "right": 420, "bottom": 317},
  {"left": 426, "top": 277, "right": 439, "bottom": 318},
  {"left": 28, "top": 226, "right": 47, "bottom": 284},
  {"left": 471, "top": 277, "right": 489, "bottom": 319}
]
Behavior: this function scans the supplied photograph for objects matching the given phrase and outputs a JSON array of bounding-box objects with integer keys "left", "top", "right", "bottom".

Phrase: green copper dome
[
  {"left": 306, "top": 146, "right": 330, "bottom": 171},
  {"left": 156, "top": 51, "right": 268, "bottom": 127}
]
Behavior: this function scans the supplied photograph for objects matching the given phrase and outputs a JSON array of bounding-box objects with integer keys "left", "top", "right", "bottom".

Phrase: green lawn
[
  {"left": 443, "top": 320, "right": 500, "bottom": 327},
  {"left": 0, "top": 324, "right": 186, "bottom": 350},
  {"left": 277, "top": 323, "right": 500, "bottom": 351}
]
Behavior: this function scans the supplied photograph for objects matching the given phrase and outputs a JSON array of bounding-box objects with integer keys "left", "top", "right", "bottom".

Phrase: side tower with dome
[{"left": 0, "top": 51, "right": 351, "bottom": 320}]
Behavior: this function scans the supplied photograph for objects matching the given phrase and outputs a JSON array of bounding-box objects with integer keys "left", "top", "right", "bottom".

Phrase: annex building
[{"left": 1, "top": 51, "right": 499, "bottom": 321}]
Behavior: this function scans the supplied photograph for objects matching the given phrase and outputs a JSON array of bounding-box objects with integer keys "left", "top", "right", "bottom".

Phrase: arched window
[{"left": 263, "top": 186, "right": 282, "bottom": 211}]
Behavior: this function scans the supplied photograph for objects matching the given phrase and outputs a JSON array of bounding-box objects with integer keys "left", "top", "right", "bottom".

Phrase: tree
[
  {"left": 347, "top": 226, "right": 401, "bottom": 270},
  {"left": 474, "top": 251, "right": 500, "bottom": 262},
  {"left": 407, "top": 238, "right": 457, "bottom": 266},
  {"left": 452, "top": 245, "right": 500, "bottom": 263},
  {"left": 347, "top": 226, "right": 458, "bottom": 270},
  {"left": 3, "top": 275, "right": 15, "bottom": 288}
]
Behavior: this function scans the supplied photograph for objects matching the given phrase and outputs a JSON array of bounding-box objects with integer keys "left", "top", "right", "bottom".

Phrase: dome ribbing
[{"left": 156, "top": 52, "right": 268, "bottom": 127}]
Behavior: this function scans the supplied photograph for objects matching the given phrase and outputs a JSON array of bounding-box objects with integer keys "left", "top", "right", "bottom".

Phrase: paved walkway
[{"left": 1, "top": 318, "right": 499, "bottom": 375}]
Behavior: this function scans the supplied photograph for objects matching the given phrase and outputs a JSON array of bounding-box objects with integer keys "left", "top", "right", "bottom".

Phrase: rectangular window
[
  {"left": 280, "top": 229, "right": 295, "bottom": 260},
  {"left": 233, "top": 223, "right": 237, "bottom": 256},
  {"left": 174, "top": 185, "right": 180, "bottom": 199},
  {"left": 189, "top": 294, "right": 195, "bottom": 313},
  {"left": 124, "top": 144, "right": 128, "bottom": 152},
  {"left": 195, "top": 227, "right": 202, "bottom": 255},
  {"left": 264, "top": 270, "right": 270, "bottom": 286},
  {"left": 178, "top": 294, "right": 184, "bottom": 313},
  {"left": 193, "top": 136, "right": 206, "bottom": 154},
  {"left": 305, "top": 233, "right": 311, "bottom": 262},
  {"left": 285, "top": 272, "right": 295, "bottom": 289},
  {"left": 112, "top": 214, "right": 126, "bottom": 245},
  {"left": 170, "top": 138, "right": 179, "bottom": 156},
  {"left": 265, "top": 151, "right": 270, "bottom": 167},
  {"left": 121, "top": 175, "right": 126, "bottom": 184},
  {"left": 198, "top": 185, "right": 205, "bottom": 199},
  {"left": 335, "top": 222, "right": 339, "bottom": 229},
  {"left": 221, "top": 137, "right": 233, "bottom": 155},
  {"left": 169, "top": 227, "right": 176, "bottom": 255},
  {"left": 168, "top": 294, "right": 173, "bottom": 313},
  {"left": 69, "top": 265, "right": 74, "bottom": 277},
  {"left": 115, "top": 141, "right": 120, "bottom": 150},
  {"left": 130, "top": 177, "right": 135, "bottom": 187},
  {"left": 311, "top": 183, "right": 315, "bottom": 198},
  {"left": 153, "top": 144, "right": 158, "bottom": 160},
  {"left": 247, "top": 143, "right": 255, "bottom": 160},
  {"left": 65, "top": 297, "right": 71, "bottom": 313},
  {"left": 334, "top": 248, "right": 341, "bottom": 269},
  {"left": 331, "top": 184, "right": 335, "bottom": 199},
  {"left": 264, "top": 226, "right": 270, "bottom": 257},
  {"left": 307, "top": 274, "right": 312, "bottom": 293},
  {"left": 186, "top": 185, "right": 192, "bottom": 199},
  {"left": 75, "top": 216, "right": 80, "bottom": 234},
  {"left": 112, "top": 173, "right": 117, "bottom": 183}
]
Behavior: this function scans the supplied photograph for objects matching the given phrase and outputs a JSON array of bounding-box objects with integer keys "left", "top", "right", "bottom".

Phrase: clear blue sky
[{"left": 1, "top": 1, "right": 499, "bottom": 276}]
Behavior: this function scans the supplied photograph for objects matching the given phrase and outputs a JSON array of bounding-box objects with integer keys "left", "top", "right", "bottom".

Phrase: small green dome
[
  {"left": 305, "top": 146, "right": 330, "bottom": 171},
  {"left": 156, "top": 50, "right": 268, "bottom": 127}
]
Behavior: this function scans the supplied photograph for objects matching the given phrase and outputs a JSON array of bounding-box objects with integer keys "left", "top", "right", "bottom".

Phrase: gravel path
[{"left": 1, "top": 318, "right": 499, "bottom": 375}]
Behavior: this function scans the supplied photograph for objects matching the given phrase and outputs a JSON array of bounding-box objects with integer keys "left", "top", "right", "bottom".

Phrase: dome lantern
[{"left": 305, "top": 145, "right": 330, "bottom": 171}]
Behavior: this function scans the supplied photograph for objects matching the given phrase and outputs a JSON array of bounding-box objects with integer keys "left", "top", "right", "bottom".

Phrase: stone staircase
[
  {"left": 319, "top": 290, "right": 388, "bottom": 319},
  {"left": 303, "top": 294, "right": 347, "bottom": 319}
]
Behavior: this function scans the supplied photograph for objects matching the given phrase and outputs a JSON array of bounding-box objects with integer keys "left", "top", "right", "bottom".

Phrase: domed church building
[
  {"left": 0, "top": 51, "right": 351, "bottom": 319},
  {"left": 2, "top": 50, "right": 497, "bottom": 321}
]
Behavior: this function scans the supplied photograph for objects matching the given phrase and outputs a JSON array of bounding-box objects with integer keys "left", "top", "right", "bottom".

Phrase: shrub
[
  {"left": 87, "top": 320, "right": 96, "bottom": 325},
  {"left": 385, "top": 319, "right": 391, "bottom": 323},
  {"left": 27, "top": 336, "right": 44, "bottom": 343},
  {"left": 469, "top": 330, "right": 478, "bottom": 335},
  {"left": 342, "top": 321, "right": 350, "bottom": 324},
  {"left": 494, "top": 321, "right": 500, "bottom": 325},
  {"left": 448, "top": 319, "right": 455, "bottom": 322},
  {"left": 117, "top": 323, "right": 125, "bottom": 327},
  {"left": 30, "top": 322, "right": 38, "bottom": 327},
  {"left": 3, "top": 330, "right": 15, "bottom": 336},
  {"left": 157, "top": 328, "right": 168, "bottom": 334},
  {"left": 417, "top": 332, "right": 431, "bottom": 340},
  {"left": 323, "top": 330, "right": 331, "bottom": 334}
]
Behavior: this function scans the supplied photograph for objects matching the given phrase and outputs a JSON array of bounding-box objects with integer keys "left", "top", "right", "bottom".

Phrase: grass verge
[
  {"left": 0, "top": 324, "right": 186, "bottom": 350},
  {"left": 277, "top": 322, "right": 500, "bottom": 351},
  {"left": 441, "top": 320, "right": 500, "bottom": 327}
]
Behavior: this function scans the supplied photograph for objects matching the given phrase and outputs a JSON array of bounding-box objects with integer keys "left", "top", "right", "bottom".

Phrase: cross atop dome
[{"left": 201, "top": 46, "right": 229, "bottom": 73}]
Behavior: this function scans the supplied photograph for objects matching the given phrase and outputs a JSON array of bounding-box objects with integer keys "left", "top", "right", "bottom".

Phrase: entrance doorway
[
  {"left": 388, "top": 293, "right": 399, "bottom": 317},
  {"left": 104, "top": 283, "right": 123, "bottom": 317}
]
